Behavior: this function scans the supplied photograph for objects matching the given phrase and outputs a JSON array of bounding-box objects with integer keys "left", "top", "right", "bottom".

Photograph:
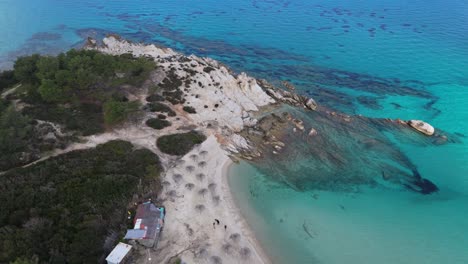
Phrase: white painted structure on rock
[{"left": 408, "top": 120, "right": 435, "bottom": 136}]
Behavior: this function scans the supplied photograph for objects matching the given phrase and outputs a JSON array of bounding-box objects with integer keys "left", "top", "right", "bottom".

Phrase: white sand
[{"left": 149, "top": 135, "right": 270, "bottom": 264}]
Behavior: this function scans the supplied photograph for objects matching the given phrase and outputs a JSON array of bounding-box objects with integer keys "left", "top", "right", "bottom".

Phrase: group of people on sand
[{"left": 213, "top": 219, "right": 227, "bottom": 230}]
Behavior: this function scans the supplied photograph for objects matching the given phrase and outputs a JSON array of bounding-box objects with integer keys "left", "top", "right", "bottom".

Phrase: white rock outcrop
[
  {"left": 93, "top": 36, "right": 275, "bottom": 132},
  {"left": 97, "top": 37, "right": 177, "bottom": 58}
]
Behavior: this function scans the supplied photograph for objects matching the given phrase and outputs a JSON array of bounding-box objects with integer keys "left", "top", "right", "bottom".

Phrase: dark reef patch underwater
[{"left": 243, "top": 105, "right": 460, "bottom": 195}]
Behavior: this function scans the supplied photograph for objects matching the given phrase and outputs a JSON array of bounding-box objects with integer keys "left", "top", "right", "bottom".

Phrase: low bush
[
  {"left": 147, "top": 102, "right": 176, "bottom": 117},
  {"left": 163, "top": 89, "right": 185, "bottom": 105},
  {"left": 203, "top": 66, "right": 215, "bottom": 73},
  {"left": 146, "top": 94, "right": 165, "bottom": 102},
  {"left": 183, "top": 106, "right": 197, "bottom": 114},
  {"left": 146, "top": 118, "right": 171, "bottom": 130},
  {"left": 157, "top": 131, "right": 206, "bottom": 156}
]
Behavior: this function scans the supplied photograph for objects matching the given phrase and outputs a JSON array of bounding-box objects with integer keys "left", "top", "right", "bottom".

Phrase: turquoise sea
[{"left": 1, "top": 0, "right": 467, "bottom": 263}]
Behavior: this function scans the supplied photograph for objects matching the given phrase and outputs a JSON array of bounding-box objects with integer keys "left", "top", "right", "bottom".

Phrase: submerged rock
[
  {"left": 308, "top": 128, "right": 318, "bottom": 136},
  {"left": 305, "top": 98, "right": 318, "bottom": 110},
  {"left": 408, "top": 120, "right": 435, "bottom": 136}
]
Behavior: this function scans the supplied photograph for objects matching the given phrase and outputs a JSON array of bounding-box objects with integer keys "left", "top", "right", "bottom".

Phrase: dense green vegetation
[
  {"left": 0, "top": 140, "right": 162, "bottom": 263},
  {"left": 0, "top": 103, "right": 35, "bottom": 171},
  {"left": 146, "top": 118, "right": 171, "bottom": 130},
  {"left": 13, "top": 50, "right": 154, "bottom": 103},
  {"left": 6, "top": 50, "right": 156, "bottom": 134},
  {"left": 157, "top": 131, "right": 206, "bottom": 155},
  {"left": 0, "top": 70, "right": 17, "bottom": 92}
]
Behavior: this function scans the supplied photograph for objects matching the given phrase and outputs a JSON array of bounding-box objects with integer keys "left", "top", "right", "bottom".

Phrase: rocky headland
[{"left": 0, "top": 35, "right": 459, "bottom": 264}]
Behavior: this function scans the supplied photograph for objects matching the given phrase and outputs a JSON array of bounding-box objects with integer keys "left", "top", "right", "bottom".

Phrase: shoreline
[
  {"left": 220, "top": 156, "right": 272, "bottom": 264},
  {"left": 149, "top": 135, "right": 272, "bottom": 264}
]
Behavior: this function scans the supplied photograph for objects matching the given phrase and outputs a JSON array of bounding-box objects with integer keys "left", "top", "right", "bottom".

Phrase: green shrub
[
  {"left": 0, "top": 106, "right": 33, "bottom": 157},
  {"left": 159, "top": 70, "right": 182, "bottom": 91},
  {"left": 13, "top": 54, "right": 40, "bottom": 84},
  {"left": 146, "top": 94, "right": 165, "bottom": 102},
  {"left": 163, "top": 89, "right": 185, "bottom": 105},
  {"left": 38, "top": 79, "right": 66, "bottom": 103},
  {"left": 103, "top": 100, "right": 140, "bottom": 125},
  {"left": 147, "top": 102, "right": 176, "bottom": 117},
  {"left": 146, "top": 118, "right": 171, "bottom": 130},
  {"left": 0, "top": 70, "right": 17, "bottom": 92},
  {"left": 157, "top": 131, "right": 206, "bottom": 155},
  {"left": 183, "top": 106, "right": 197, "bottom": 114},
  {"left": 203, "top": 66, "right": 215, "bottom": 73}
]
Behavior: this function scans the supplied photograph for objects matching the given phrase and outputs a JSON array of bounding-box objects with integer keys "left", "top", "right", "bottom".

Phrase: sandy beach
[{"left": 146, "top": 135, "right": 270, "bottom": 264}]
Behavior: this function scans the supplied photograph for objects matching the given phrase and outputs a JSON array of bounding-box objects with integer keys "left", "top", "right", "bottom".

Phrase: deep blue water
[{"left": 1, "top": 0, "right": 467, "bottom": 263}]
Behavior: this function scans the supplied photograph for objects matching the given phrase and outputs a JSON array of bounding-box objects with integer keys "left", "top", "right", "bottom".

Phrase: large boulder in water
[{"left": 408, "top": 120, "right": 434, "bottom": 136}]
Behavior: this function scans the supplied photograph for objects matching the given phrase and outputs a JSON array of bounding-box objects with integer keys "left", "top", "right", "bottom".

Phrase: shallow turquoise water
[{"left": 1, "top": 0, "right": 467, "bottom": 263}]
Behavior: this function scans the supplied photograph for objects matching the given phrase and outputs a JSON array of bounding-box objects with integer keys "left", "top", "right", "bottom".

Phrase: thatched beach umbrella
[
  {"left": 161, "top": 180, "right": 171, "bottom": 188},
  {"left": 208, "top": 183, "right": 217, "bottom": 192},
  {"left": 239, "top": 247, "right": 251, "bottom": 258},
  {"left": 173, "top": 173, "right": 183, "bottom": 183},
  {"left": 196, "top": 173, "right": 205, "bottom": 182},
  {"left": 195, "top": 204, "right": 205, "bottom": 213},
  {"left": 211, "top": 195, "right": 220, "bottom": 206},
  {"left": 190, "top": 154, "right": 198, "bottom": 161},
  {"left": 198, "top": 188, "right": 208, "bottom": 197},
  {"left": 229, "top": 233, "right": 240, "bottom": 243},
  {"left": 185, "top": 182, "right": 195, "bottom": 190},
  {"left": 222, "top": 243, "right": 232, "bottom": 254},
  {"left": 210, "top": 256, "right": 222, "bottom": 264},
  {"left": 186, "top": 165, "right": 195, "bottom": 173}
]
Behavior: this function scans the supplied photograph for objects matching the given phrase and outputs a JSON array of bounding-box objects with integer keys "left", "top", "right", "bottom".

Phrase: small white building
[{"left": 106, "top": 242, "right": 132, "bottom": 264}]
